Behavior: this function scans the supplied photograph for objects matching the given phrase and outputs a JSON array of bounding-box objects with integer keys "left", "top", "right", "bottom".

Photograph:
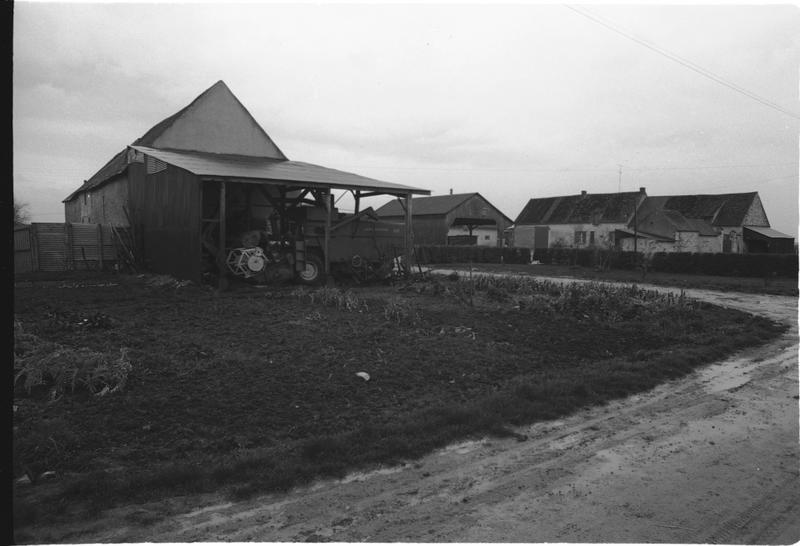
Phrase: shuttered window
[{"left": 146, "top": 155, "right": 167, "bottom": 174}]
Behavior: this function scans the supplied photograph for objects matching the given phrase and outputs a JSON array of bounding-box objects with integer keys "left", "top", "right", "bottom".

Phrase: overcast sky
[{"left": 13, "top": 1, "right": 800, "bottom": 238}]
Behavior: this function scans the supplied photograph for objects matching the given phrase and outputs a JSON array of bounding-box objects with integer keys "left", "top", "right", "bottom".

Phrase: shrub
[{"left": 532, "top": 248, "right": 797, "bottom": 279}]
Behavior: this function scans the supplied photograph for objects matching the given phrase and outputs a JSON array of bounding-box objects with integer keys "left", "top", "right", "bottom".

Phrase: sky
[{"left": 12, "top": 1, "right": 800, "bottom": 239}]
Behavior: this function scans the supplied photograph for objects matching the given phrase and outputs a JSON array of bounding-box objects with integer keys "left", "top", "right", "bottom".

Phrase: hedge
[
  {"left": 415, "top": 245, "right": 531, "bottom": 265},
  {"left": 531, "top": 247, "right": 798, "bottom": 279}
]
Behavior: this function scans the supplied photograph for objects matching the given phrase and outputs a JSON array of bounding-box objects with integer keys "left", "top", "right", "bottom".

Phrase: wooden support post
[
  {"left": 97, "top": 223, "right": 104, "bottom": 269},
  {"left": 404, "top": 192, "right": 413, "bottom": 276},
  {"left": 354, "top": 190, "right": 360, "bottom": 216},
  {"left": 218, "top": 181, "right": 228, "bottom": 290},
  {"left": 65, "top": 222, "right": 73, "bottom": 271},
  {"left": 324, "top": 190, "right": 332, "bottom": 276}
]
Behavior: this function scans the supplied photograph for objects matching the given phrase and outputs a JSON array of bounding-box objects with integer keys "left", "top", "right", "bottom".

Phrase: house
[
  {"left": 617, "top": 192, "right": 794, "bottom": 254},
  {"left": 512, "top": 187, "right": 793, "bottom": 254},
  {"left": 511, "top": 188, "right": 646, "bottom": 250},
  {"left": 63, "top": 81, "right": 429, "bottom": 282},
  {"left": 374, "top": 192, "right": 513, "bottom": 247}
]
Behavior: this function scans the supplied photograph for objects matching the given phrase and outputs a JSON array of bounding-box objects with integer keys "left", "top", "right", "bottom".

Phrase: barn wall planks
[{"left": 128, "top": 162, "right": 202, "bottom": 282}]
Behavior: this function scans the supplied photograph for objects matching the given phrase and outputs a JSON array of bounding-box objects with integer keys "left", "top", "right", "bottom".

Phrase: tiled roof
[
  {"left": 659, "top": 193, "right": 758, "bottom": 226},
  {"left": 63, "top": 148, "right": 129, "bottom": 202},
  {"left": 515, "top": 191, "right": 641, "bottom": 225},
  {"left": 375, "top": 193, "right": 478, "bottom": 217}
]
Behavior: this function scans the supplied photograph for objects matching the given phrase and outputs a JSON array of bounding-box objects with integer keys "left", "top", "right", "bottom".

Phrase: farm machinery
[{"left": 223, "top": 204, "right": 406, "bottom": 285}]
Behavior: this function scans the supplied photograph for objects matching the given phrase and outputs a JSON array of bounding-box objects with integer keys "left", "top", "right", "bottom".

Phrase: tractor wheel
[{"left": 298, "top": 253, "right": 325, "bottom": 285}]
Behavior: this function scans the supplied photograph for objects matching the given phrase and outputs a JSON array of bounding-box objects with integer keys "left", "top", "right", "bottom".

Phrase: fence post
[{"left": 30, "top": 224, "right": 40, "bottom": 272}]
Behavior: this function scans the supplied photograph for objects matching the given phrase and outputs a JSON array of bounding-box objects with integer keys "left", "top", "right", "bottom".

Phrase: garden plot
[{"left": 12, "top": 271, "right": 787, "bottom": 539}]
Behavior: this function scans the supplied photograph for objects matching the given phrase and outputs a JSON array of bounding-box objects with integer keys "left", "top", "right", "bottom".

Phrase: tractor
[{"left": 223, "top": 204, "right": 406, "bottom": 285}]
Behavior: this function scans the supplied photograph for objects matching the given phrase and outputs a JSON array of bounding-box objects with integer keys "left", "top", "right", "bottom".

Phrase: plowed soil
[{"left": 12, "top": 272, "right": 799, "bottom": 543}]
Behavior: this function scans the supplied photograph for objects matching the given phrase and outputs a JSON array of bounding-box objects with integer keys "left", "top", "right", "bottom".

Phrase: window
[
  {"left": 574, "top": 230, "right": 587, "bottom": 245},
  {"left": 589, "top": 231, "right": 595, "bottom": 245},
  {"left": 484, "top": 235, "right": 491, "bottom": 240}
]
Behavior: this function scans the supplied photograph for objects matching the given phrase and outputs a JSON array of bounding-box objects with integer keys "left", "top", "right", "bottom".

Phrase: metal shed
[{"left": 124, "top": 146, "right": 428, "bottom": 284}]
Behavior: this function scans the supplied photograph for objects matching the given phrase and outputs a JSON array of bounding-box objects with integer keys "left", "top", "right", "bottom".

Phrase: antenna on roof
[{"left": 618, "top": 164, "right": 623, "bottom": 193}]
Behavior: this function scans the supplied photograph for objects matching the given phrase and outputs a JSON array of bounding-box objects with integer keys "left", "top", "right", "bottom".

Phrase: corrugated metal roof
[
  {"left": 743, "top": 226, "right": 793, "bottom": 239},
  {"left": 131, "top": 146, "right": 429, "bottom": 195}
]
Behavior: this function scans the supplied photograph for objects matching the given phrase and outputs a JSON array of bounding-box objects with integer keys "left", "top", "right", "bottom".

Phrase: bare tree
[{"left": 14, "top": 199, "right": 31, "bottom": 224}]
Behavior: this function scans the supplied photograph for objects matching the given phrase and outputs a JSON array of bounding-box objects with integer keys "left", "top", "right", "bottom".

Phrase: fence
[
  {"left": 531, "top": 247, "right": 798, "bottom": 279},
  {"left": 14, "top": 223, "right": 132, "bottom": 274},
  {"left": 415, "top": 245, "right": 532, "bottom": 265}
]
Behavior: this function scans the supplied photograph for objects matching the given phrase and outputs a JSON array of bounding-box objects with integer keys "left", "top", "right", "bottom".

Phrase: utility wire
[
  {"left": 565, "top": 5, "right": 800, "bottom": 120},
  {"left": 323, "top": 162, "right": 795, "bottom": 174}
]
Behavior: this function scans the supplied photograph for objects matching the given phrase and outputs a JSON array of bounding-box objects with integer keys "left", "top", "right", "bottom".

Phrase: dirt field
[{"left": 13, "top": 273, "right": 799, "bottom": 543}]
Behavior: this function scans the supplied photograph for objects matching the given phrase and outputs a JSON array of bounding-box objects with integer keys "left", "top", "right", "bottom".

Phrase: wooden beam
[
  {"left": 354, "top": 190, "right": 361, "bottom": 216},
  {"left": 358, "top": 191, "right": 390, "bottom": 199},
  {"left": 404, "top": 192, "right": 413, "bottom": 276},
  {"left": 218, "top": 181, "right": 228, "bottom": 290},
  {"left": 97, "top": 223, "right": 104, "bottom": 269},
  {"left": 324, "top": 190, "right": 332, "bottom": 276}
]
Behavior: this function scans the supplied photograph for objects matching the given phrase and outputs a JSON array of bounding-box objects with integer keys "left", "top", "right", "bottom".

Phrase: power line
[
  {"left": 325, "top": 162, "right": 795, "bottom": 174},
  {"left": 565, "top": 5, "right": 800, "bottom": 120}
]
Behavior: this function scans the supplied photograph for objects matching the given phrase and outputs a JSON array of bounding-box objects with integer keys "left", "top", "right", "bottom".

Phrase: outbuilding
[
  {"left": 63, "top": 81, "right": 429, "bottom": 284},
  {"left": 374, "top": 192, "right": 512, "bottom": 247}
]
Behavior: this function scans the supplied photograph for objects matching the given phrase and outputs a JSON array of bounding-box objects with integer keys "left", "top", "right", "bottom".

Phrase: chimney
[
  {"left": 639, "top": 187, "right": 646, "bottom": 194},
  {"left": 581, "top": 190, "right": 587, "bottom": 197},
  {"left": 449, "top": 188, "right": 453, "bottom": 195}
]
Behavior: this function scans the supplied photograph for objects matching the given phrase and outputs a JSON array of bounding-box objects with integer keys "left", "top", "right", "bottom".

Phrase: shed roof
[
  {"left": 515, "top": 191, "right": 641, "bottom": 225},
  {"left": 130, "top": 146, "right": 429, "bottom": 195},
  {"left": 743, "top": 226, "right": 793, "bottom": 239}
]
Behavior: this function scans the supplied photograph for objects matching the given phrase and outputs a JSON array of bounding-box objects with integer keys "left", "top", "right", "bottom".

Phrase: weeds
[
  {"left": 383, "top": 297, "right": 422, "bottom": 325},
  {"left": 292, "top": 287, "right": 368, "bottom": 312},
  {"left": 13, "top": 320, "right": 133, "bottom": 397}
]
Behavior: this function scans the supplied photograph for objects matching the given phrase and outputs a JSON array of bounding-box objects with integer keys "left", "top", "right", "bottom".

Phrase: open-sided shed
[{"left": 64, "top": 81, "right": 429, "bottom": 284}]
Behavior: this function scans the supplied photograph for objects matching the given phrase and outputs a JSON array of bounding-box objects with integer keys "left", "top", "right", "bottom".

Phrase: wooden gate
[{"left": 14, "top": 223, "right": 123, "bottom": 273}]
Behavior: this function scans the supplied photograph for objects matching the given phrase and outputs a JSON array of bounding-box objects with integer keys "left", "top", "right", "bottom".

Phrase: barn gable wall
[
  {"left": 742, "top": 194, "right": 770, "bottom": 227},
  {"left": 148, "top": 82, "right": 285, "bottom": 159}
]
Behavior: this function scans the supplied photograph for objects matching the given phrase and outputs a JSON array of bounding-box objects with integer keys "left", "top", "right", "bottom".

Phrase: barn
[
  {"left": 374, "top": 192, "right": 513, "bottom": 247},
  {"left": 63, "top": 81, "right": 430, "bottom": 284}
]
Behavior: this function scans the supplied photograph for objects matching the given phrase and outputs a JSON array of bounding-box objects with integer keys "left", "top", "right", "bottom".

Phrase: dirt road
[{"left": 25, "top": 283, "right": 800, "bottom": 544}]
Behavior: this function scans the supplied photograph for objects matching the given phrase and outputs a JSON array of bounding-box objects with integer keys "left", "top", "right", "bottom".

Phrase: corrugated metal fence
[{"left": 14, "top": 223, "right": 126, "bottom": 274}]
